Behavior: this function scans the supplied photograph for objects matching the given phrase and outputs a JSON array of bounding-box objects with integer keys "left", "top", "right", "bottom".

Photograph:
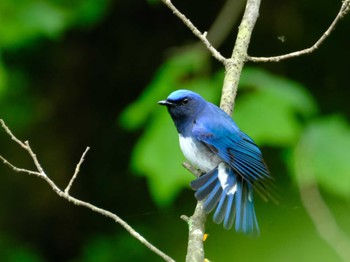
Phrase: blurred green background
[{"left": 1, "top": 0, "right": 350, "bottom": 261}]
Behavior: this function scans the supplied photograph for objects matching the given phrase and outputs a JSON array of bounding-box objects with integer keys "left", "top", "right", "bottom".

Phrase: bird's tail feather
[{"left": 190, "top": 165, "right": 260, "bottom": 236}]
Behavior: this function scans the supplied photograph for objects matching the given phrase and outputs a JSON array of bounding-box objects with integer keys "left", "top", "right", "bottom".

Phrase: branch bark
[
  {"left": 2, "top": 1, "right": 349, "bottom": 261},
  {"left": 220, "top": 0, "right": 261, "bottom": 114},
  {"left": 183, "top": 202, "right": 207, "bottom": 262},
  {"left": 0, "top": 119, "right": 175, "bottom": 262},
  {"left": 247, "top": 0, "right": 350, "bottom": 62},
  {"left": 161, "top": 0, "right": 226, "bottom": 63},
  {"left": 163, "top": 0, "right": 262, "bottom": 261}
]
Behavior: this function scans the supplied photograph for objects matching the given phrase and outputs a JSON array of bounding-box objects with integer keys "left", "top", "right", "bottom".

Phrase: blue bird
[{"left": 158, "top": 89, "right": 272, "bottom": 236}]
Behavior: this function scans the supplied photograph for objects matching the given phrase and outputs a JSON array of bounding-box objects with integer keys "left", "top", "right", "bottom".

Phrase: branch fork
[
  {"left": 0, "top": 119, "right": 175, "bottom": 262},
  {"left": 1, "top": 0, "right": 350, "bottom": 261}
]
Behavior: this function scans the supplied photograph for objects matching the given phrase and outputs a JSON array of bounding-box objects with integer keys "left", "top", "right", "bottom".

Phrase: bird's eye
[{"left": 182, "top": 98, "right": 189, "bottom": 105}]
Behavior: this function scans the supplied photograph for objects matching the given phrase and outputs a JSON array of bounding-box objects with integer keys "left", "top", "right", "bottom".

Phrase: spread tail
[{"left": 190, "top": 163, "right": 260, "bottom": 236}]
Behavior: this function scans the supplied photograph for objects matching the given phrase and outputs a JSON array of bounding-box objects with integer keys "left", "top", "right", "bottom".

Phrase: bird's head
[{"left": 158, "top": 90, "right": 205, "bottom": 132}]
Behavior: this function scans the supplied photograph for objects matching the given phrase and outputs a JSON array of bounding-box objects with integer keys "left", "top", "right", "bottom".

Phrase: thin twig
[
  {"left": 0, "top": 155, "right": 40, "bottom": 176},
  {"left": 0, "top": 119, "right": 28, "bottom": 149},
  {"left": 161, "top": 0, "right": 226, "bottom": 63},
  {"left": 65, "top": 147, "right": 90, "bottom": 194},
  {"left": 247, "top": 0, "right": 350, "bottom": 62},
  {"left": 180, "top": 215, "right": 190, "bottom": 223},
  {"left": 24, "top": 140, "right": 46, "bottom": 176},
  {"left": 295, "top": 141, "right": 350, "bottom": 262},
  {"left": 182, "top": 162, "right": 203, "bottom": 178},
  {"left": 0, "top": 119, "right": 175, "bottom": 262}
]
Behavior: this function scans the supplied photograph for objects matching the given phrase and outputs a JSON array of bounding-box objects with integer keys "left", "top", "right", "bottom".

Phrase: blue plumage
[{"left": 158, "top": 89, "right": 272, "bottom": 236}]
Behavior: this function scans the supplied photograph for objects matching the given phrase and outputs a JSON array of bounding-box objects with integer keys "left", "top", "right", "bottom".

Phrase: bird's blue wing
[{"left": 192, "top": 112, "right": 272, "bottom": 200}]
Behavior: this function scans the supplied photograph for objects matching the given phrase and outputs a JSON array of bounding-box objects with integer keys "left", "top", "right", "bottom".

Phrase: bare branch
[
  {"left": 65, "top": 147, "right": 90, "bottom": 194},
  {"left": 0, "top": 155, "right": 40, "bottom": 176},
  {"left": 165, "top": 1, "right": 262, "bottom": 261},
  {"left": 0, "top": 119, "right": 175, "bottom": 262},
  {"left": 161, "top": 1, "right": 252, "bottom": 259},
  {"left": 162, "top": 1, "right": 263, "bottom": 260},
  {"left": 185, "top": 201, "right": 207, "bottom": 262},
  {"left": 247, "top": 0, "right": 350, "bottom": 62},
  {"left": 220, "top": 0, "right": 262, "bottom": 115},
  {"left": 181, "top": 162, "right": 207, "bottom": 261},
  {"left": 161, "top": 0, "right": 226, "bottom": 63},
  {"left": 24, "top": 140, "right": 47, "bottom": 176},
  {"left": 180, "top": 215, "right": 190, "bottom": 222},
  {"left": 182, "top": 162, "right": 203, "bottom": 177},
  {"left": 0, "top": 119, "right": 28, "bottom": 150}
]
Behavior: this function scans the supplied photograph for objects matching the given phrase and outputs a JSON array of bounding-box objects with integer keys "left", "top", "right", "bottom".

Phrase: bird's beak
[{"left": 158, "top": 100, "right": 175, "bottom": 106}]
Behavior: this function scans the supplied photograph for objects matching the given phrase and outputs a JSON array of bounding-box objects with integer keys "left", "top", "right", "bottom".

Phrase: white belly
[{"left": 179, "top": 135, "right": 220, "bottom": 172}]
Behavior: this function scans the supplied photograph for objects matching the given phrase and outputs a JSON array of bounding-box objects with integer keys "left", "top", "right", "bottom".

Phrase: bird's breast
[{"left": 179, "top": 135, "right": 220, "bottom": 172}]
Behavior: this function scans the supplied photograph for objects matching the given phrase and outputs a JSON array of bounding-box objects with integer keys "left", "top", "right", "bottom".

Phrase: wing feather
[{"left": 192, "top": 117, "right": 272, "bottom": 198}]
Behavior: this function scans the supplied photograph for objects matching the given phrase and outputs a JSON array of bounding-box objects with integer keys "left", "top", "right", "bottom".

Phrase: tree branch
[
  {"left": 161, "top": 0, "right": 226, "bottom": 63},
  {"left": 184, "top": 201, "right": 207, "bottom": 262},
  {"left": 0, "top": 119, "right": 175, "bottom": 262},
  {"left": 2, "top": 1, "right": 348, "bottom": 261},
  {"left": 163, "top": 0, "right": 262, "bottom": 261},
  {"left": 162, "top": 1, "right": 349, "bottom": 261},
  {"left": 181, "top": 160, "right": 207, "bottom": 262},
  {"left": 182, "top": 161, "right": 203, "bottom": 178},
  {"left": 247, "top": 0, "right": 350, "bottom": 62},
  {"left": 220, "top": 0, "right": 261, "bottom": 115},
  {"left": 64, "top": 146, "right": 90, "bottom": 194}
]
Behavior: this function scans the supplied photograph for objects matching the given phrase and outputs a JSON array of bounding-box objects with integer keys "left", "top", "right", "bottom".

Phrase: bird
[{"left": 158, "top": 89, "right": 272, "bottom": 236}]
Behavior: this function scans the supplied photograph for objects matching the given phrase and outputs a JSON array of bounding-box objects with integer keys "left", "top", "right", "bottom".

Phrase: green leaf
[
  {"left": 119, "top": 48, "right": 209, "bottom": 130},
  {"left": 76, "top": 233, "right": 148, "bottom": 262},
  {"left": 234, "top": 67, "right": 318, "bottom": 146},
  {"left": 293, "top": 116, "right": 350, "bottom": 198},
  {"left": 0, "top": 69, "right": 35, "bottom": 130},
  {"left": 70, "top": 0, "right": 110, "bottom": 26},
  {"left": 0, "top": 0, "right": 109, "bottom": 49},
  {"left": 130, "top": 80, "right": 221, "bottom": 206},
  {"left": 125, "top": 66, "right": 318, "bottom": 205},
  {"left": 121, "top": 48, "right": 222, "bottom": 205},
  {"left": 0, "top": 1, "right": 66, "bottom": 47},
  {"left": 131, "top": 110, "right": 190, "bottom": 206}
]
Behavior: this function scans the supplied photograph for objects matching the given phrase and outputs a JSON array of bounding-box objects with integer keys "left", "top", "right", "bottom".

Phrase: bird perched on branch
[{"left": 158, "top": 89, "right": 272, "bottom": 236}]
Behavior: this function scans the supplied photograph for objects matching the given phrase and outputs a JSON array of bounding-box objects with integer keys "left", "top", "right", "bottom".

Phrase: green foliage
[
  {"left": 1, "top": 1, "right": 350, "bottom": 260},
  {"left": 0, "top": 0, "right": 110, "bottom": 129},
  {"left": 121, "top": 60, "right": 322, "bottom": 205},
  {"left": 293, "top": 115, "right": 350, "bottom": 198},
  {"left": 131, "top": 110, "right": 191, "bottom": 206},
  {"left": 120, "top": 49, "right": 212, "bottom": 130},
  {"left": 0, "top": 235, "right": 43, "bottom": 262},
  {"left": 235, "top": 68, "right": 318, "bottom": 146},
  {"left": 121, "top": 49, "right": 224, "bottom": 205},
  {"left": 75, "top": 233, "right": 148, "bottom": 262},
  {"left": 0, "top": 69, "right": 36, "bottom": 129},
  {"left": 0, "top": 0, "right": 110, "bottom": 49}
]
